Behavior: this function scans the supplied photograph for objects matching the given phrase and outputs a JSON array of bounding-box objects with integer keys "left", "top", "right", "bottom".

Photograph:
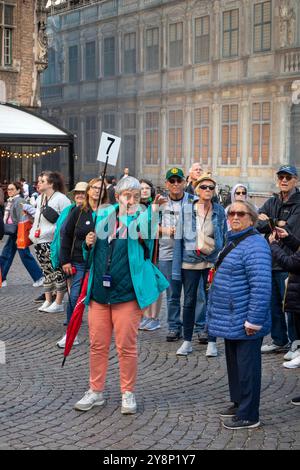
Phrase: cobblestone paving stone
[{"left": 0, "top": 239, "right": 299, "bottom": 450}]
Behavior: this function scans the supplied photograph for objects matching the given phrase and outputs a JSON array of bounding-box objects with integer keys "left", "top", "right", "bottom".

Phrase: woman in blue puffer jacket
[{"left": 207, "top": 200, "right": 272, "bottom": 430}]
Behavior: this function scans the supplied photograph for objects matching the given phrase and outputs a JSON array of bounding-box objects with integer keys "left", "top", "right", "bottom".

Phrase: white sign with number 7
[{"left": 97, "top": 132, "right": 121, "bottom": 166}]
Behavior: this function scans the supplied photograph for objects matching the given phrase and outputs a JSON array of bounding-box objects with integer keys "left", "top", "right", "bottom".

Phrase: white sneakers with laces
[
  {"left": 176, "top": 341, "right": 193, "bottom": 356},
  {"left": 56, "top": 334, "right": 79, "bottom": 349},
  {"left": 32, "top": 277, "right": 44, "bottom": 287},
  {"left": 74, "top": 389, "right": 105, "bottom": 411},
  {"left": 121, "top": 391, "right": 137, "bottom": 414},
  {"left": 38, "top": 300, "right": 52, "bottom": 312},
  {"left": 206, "top": 342, "right": 218, "bottom": 357},
  {"left": 43, "top": 301, "right": 64, "bottom": 313}
]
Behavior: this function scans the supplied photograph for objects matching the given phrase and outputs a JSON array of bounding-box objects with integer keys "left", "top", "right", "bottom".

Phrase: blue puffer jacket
[{"left": 207, "top": 227, "right": 272, "bottom": 340}]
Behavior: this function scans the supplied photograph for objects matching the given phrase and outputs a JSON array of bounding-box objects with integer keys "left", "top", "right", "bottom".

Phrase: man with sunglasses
[
  {"left": 257, "top": 165, "right": 300, "bottom": 354},
  {"left": 158, "top": 168, "right": 195, "bottom": 342}
]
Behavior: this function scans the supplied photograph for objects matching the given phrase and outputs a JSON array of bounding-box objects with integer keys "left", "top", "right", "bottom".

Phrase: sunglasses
[
  {"left": 235, "top": 191, "right": 247, "bottom": 195},
  {"left": 168, "top": 178, "right": 183, "bottom": 184},
  {"left": 198, "top": 185, "right": 215, "bottom": 191},
  {"left": 227, "top": 211, "right": 249, "bottom": 218},
  {"left": 278, "top": 174, "right": 293, "bottom": 181}
]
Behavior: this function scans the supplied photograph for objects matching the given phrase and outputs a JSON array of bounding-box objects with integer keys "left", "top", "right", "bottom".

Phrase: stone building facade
[
  {"left": 0, "top": 0, "right": 48, "bottom": 181},
  {"left": 41, "top": 0, "right": 300, "bottom": 193}
]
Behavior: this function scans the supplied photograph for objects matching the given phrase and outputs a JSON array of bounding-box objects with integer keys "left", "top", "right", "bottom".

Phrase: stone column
[
  {"left": 97, "top": 31, "right": 103, "bottom": 79},
  {"left": 117, "top": 30, "right": 122, "bottom": 74},
  {"left": 162, "top": 17, "right": 167, "bottom": 69},
  {"left": 80, "top": 34, "right": 85, "bottom": 81},
  {"left": 240, "top": 100, "right": 250, "bottom": 179},
  {"left": 275, "top": 96, "right": 292, "bottom": 166},
  {"left": 139, "top": 22, "right": 144, "bottom": 73},
  {"left": 212, "top": 0, "right": 221, "bottom": 61},
  {"left": 160, "top": 105, "right": 167, "bottom": 180},
  {"left": 186, "top": 12, "right": 192, "bottom": 66},
  {"left": 211, "top": 100, "right": 220, "bottom": 176},
  {"left": 184, "top": 103, "right": 192, "bottom": 174},
  {"left": 137, "top": 108, "right": 144, "bottom": 177}
]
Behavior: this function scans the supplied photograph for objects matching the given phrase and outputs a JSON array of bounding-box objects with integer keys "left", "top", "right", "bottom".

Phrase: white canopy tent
[{"left": 0, "top": 103, "right": 74, "bottom": 187}]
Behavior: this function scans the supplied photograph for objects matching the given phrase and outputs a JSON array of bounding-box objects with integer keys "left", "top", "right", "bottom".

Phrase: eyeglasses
[
  {"left": 227, "top": 211, "right": 249, "bottom": 218},
  {"left": 278, "top": 174, "right": 293, "bottom": 181},
  {"left": 198, "top": 185, "right": 215, "bottom": 191},
  {"left": 235, "top": 191, "right": 247, "bottom": 195},
  {"left": 168, "top": 178, "right": 183, "bottom": 184},
  {"left": 90, "top": 185, "right": 101, "bottom": 191}
]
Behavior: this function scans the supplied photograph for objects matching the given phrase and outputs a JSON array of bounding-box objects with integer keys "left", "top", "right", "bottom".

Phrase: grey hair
[
  {"left": 115, "top": 176, "right": 141, "bottom": 194},
  {"left": 227, "top": 200, "right": 258, "bottom": 224}
]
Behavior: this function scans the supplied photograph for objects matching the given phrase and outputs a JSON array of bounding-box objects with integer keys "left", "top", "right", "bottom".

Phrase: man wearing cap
[
  {"left": 158, "top": 167, "right": 195, "bottom": 341},
  {"left": 257, "top": 165, "right": 300, "bottom": 353}
]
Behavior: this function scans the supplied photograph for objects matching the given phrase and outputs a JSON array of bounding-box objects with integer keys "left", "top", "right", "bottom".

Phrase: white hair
[{"left": 115, "top": 176, "right": 141, "bottom": 194}]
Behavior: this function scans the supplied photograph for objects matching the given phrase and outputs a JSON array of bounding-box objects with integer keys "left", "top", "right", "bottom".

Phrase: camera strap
[{"left": 215, "top": 228, "right": 256, "bottom": 272}]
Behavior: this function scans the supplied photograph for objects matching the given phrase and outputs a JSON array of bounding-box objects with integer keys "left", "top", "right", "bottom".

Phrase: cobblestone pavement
[{"left": 0, "top": 239, "right": 299, "bottom": 450}]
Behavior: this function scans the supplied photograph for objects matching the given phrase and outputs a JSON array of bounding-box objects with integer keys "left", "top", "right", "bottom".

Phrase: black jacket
[
  {"left": 271, "top": 234, "right": 300, "bottom": 315},
  {"left": 0, "top": 215, "right": 3, "bottom": 240},
  {"left": 60, "top": 206, "right": 94, "bottom": 266},
  {"left": 256, "top": 189, "right": 300, "bottom": 267}
]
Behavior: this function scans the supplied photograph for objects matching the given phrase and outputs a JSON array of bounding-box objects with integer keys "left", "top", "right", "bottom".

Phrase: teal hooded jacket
[{"left": 83, "top": 203, "right": 169, "bottom": 309}]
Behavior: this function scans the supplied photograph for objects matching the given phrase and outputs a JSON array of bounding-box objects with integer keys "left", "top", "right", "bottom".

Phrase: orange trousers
[{"left": 88, "top": 300, "right": 143, "bottom": 393}]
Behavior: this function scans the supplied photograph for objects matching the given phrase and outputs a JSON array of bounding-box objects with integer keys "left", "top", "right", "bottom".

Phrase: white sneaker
[
  {"left": 206, "top": 342, "right": 218, "bottom": 357},
  {"left": 1, "top": 280, "right": 7, "bottom": 287},
  {"left": 32, "top": 277, "right": 44, "bottom": 287},
  {"left": 283, "top": 349, "right": 300, "bottom": 361},
  {"left": 74, "top": 389, "right": 105, "bottom": 411},
  {"left": 38, "top": 300, "right": 52, "bottom": 312},
  {"left": 261, "top": 342, "right": 289, "bottom": 353},
  {"left": 56, "top": 334, "right": 79, "bottom": 349},
  {"left": 43, "top": 301, "right": 64, "bottom": 313},
  {"left": 121, "top": 391, "right": 137, "bottom": 414},
  {"left": 176, "top": 341, "right": 193, "bottom": 356},
  {"left": 283, "top": 355, "right": 300, "bottom": 369}
]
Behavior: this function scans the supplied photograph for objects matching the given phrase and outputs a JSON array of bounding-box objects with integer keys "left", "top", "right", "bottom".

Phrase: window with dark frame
[
  {"left": 85, "top": 41, "right": 96, "bottom": 80},
  {"left": 146, "top": 27, "right": 159, "bottom": 72},
  {"left": 252, "top": 102, "right": 271, "bottom": 165},
  {"left": 194, "top": 107, "right": 210, "bottom": 165},
  {"left": 124, "top": 32, "right": 136, "bottom": 74},
  {"left": 69, "top": 45, "right": 79, "bottom": 83},
  {"left": 169, "top": 22, "right": 183, "bottom": 67},
  {"left": 0, "top": 3, "right": 14, "bottom": 67},
  {"left": 195, "top": 16, "right": 210, "bottom": 64},
  {"left": 168, "top": 110, "right": 183, "bottom": 164},
  {"left": 221, "top": 104, "right": 239, "bottom": 165},
  {"left": 104, "top": 36, "right": 115, "bottom": 77},
  {"left": 223, "top": 9, "right": 239, "bottom": 58},
  {"left": 85, "top": 115, "right": 97, "bottom": 164},
  {"left": 253, "top": 1, "right": 272, "bottom": 52},
  {"left": 145, "top": 111, "right": 159, "bottom": 165}
]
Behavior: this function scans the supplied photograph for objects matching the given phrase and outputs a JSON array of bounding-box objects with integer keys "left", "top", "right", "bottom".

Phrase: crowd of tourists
[{"left": 1, "top": 162, "right": 300, "bottom": 427}]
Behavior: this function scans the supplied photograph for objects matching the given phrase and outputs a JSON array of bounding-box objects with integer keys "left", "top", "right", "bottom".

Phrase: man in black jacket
[{"left": 257, "top": 165, "right": 300, "bottom": 353}]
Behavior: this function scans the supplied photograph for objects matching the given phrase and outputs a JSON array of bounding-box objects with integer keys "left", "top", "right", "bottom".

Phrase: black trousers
[{"left": 224, "top": 337, "right": 263, "bottom": 422}]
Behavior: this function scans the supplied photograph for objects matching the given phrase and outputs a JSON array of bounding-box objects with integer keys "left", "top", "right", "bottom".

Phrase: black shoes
[
  {"left": 33, "top": 293, "right": 46, "bottom": 303},
  {"left": 219, "top": 403, "right": 239, "bottom": 418},
  {"left": 197, "top": 332, "right": 208, "bottom": 344},
  {"left": 166, "top": 330, "right": 182, "bottom": 342},
  {"left": 291, "top": 396, "right": 300, "bottom": 406},
  {"left": 222, "top": 415, "right": 260, "bottom": 430}
]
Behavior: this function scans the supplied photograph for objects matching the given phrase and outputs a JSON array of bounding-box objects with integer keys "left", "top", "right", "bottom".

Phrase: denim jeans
[
  {"left": 158, "top": 260, "right": 182, "bottom": 332},
  {"left": 194, "top": 276, "right": 206, "bottom": 333},
  {"left": 0, "top": 235, "right": 43, "bottom": 282},
  {"left": 66, "top": 262, "right": 86, "bottom": 324},
  {"left": 182, "top": 269, "right": 216, "bottom": 342},
  {"left": 271, "top": 271, "right": 296, "bottom": 346}
]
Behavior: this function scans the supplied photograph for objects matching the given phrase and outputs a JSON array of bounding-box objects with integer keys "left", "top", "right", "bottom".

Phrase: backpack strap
[{"left": 215, "top": 228, "right": 257, "bottom": 271}]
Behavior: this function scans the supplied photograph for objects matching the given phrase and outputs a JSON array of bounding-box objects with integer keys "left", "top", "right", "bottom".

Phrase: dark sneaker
[
  {"left": 166, "top": 330, "right": 182, "bottom": 342},
  {"left": 223, "top": 416, "right": 260, "bottom": 430},
  {"left": 33, "top": 293, "right": 46, "bottom": 303},
  {"left": 291, "top": 396, "right": 300, "bottom": 406},
  {"left": 219, "top": 403, "right": 239, "bottom": 418},
  {"left": 197, "top": 332, "right": 208, "bottom": 344}
]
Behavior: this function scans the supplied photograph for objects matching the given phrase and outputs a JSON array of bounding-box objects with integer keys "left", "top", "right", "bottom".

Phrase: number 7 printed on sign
[{"left": 97, "top": 132, "right": 121, "bottom": 167}]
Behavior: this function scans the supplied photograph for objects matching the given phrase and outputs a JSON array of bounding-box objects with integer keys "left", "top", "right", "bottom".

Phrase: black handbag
[
  {"left": 41, "top": 205, "right": 59, "bottom": 224},
  {"left": 4, "top": 223, "right": 18, "bottom": 235}
]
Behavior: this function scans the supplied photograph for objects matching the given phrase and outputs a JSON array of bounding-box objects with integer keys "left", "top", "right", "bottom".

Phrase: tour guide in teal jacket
[{"left": 74, "top": 177, "right": 168, "bottom": 416}]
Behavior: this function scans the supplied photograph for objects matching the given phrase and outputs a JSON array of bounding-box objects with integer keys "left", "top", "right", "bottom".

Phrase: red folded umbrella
[{"left": 62, "top": 272, "right": 89, "bottom": 367}]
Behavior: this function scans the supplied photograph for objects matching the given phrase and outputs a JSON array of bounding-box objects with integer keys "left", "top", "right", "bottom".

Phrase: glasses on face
[
  {"left": 228, "top": 211, "right": 249, "bottom": 218},
  {"left": 198, "top": 185, "right": 215, "bottom": 191},
  {"left": 278, "top": 174, "right": 293, "bottom": 182},
  {"left": 90, "top": 185, "right": 101, "bottom": 191},
  {"left": 168, "top": 178, "right": 183, "bottom": 184},
  {"left": 235, "top": 191, "right": 247, "bottom": 195}
]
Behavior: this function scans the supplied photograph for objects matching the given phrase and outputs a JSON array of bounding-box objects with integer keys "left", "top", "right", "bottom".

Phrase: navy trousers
[{"left": 224, "top": 337, "right": 263, "bottom": 422}]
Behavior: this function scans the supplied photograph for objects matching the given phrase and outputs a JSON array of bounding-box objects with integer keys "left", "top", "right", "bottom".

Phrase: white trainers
[
  {"left": 121, "top": 391, "right": 137, "bottom": 414},
  {"left": 206, "top": 342, "right": 218, "bottom": 357},
  {"left": 43, "top": 301, "right": 64, "bottom": 313},
  {"left": 283, "top": 355, "right": 300, "bottom": 369},
  {"left": 32, "top": 277, "right": 44, "bottom": 287},
  {"left": 56, "top": 334, "right": 79, "bottom": 349},
  {"left": 283, "top": 349, "right": 300, "bottom": 361},
  {"left": 261, "top": 342, "right": 289, "bottom": 353},
  {"left": 1, "top": 280, "right": 7, "bottom": 287},
  {"left": 38, "top": 300, "right": 52, "bottom": 312},
  {"left": 74, "top": 389, "right": 105, "bottom": 411},
  {"left": 176, "top": 341, "right": 193, "bottom": 356}
]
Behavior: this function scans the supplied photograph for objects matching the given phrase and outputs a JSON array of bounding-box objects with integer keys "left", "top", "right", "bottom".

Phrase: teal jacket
[{"left": 84, "top": 204, "right": 169, "bottom": 309}]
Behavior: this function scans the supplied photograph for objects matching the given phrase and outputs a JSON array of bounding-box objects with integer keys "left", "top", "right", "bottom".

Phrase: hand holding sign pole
[{"left": 97, "top": 132, "right": 121, "bottom": 208}]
